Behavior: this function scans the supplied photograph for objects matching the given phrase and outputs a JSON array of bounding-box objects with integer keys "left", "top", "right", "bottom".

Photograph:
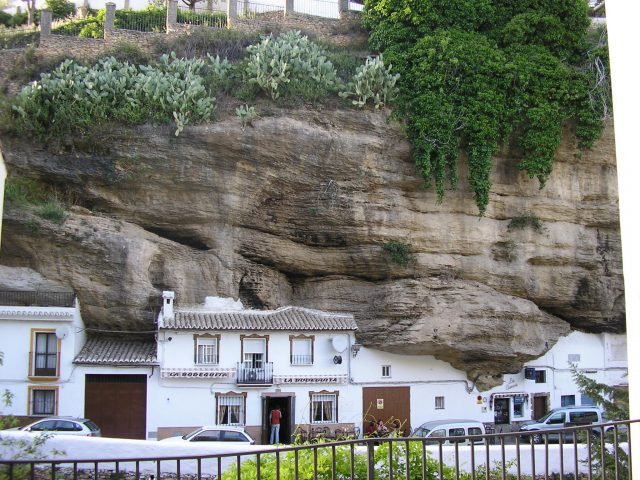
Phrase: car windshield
[
  {"left": 83, "top": 420, "right": 100, "bottom": 432},
  {"left": 412, "top": 427, "right": 430, "bottom": 437},
  {"left": 535, "top": 410, "right": 558, "bottom": 423}
]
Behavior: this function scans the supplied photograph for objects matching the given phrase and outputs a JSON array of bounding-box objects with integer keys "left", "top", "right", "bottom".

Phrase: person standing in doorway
[{"left": 269, "top": 406, "right": 282, "bottom": 444}]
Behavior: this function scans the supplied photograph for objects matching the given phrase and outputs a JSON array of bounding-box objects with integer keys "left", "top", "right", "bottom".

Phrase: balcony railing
[
  {"left": 236, "top": 362, "right": 273, "bottom": 385},
  {"left": 0, "top": 290, "right": 75, "bottom": 307},
  {"left": 29, "top": 351, "right": 59, "bottom": 377},
  {"left": 0, "top": 420, "right": 634, "bottom": 479},
  {"left": 290, "top": 354, "right": 313, "bottom": 365}
]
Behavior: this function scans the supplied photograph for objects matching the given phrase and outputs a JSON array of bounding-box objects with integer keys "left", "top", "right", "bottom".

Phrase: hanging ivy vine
[{"left": 363, "top": 0, "right": 610, "bottom": 215}]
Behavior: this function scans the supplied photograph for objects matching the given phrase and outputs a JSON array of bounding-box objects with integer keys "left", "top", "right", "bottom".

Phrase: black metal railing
[
  {"left": 236, "top": 362, "right": 273, "bottom": 385},
  {"left": 0, "top": 420, "right": 634, "bottom": 479},
  {"left": 0, "top": 290, "right": 75, "bottom": 307}
]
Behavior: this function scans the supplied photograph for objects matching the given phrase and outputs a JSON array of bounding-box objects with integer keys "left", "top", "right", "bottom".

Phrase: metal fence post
[{"left": 367, "top": 441, "right": 375, "bottom": 480}]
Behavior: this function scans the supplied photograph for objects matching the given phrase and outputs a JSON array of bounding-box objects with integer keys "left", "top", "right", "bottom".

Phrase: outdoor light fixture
[{"left": 351, "top": 343, "right": 362, "bottom": 358}]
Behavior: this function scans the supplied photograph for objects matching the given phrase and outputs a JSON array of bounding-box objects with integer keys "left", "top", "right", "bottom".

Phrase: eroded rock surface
[{"left": 0, "top": 108, "right": 623, "bottom": 388}]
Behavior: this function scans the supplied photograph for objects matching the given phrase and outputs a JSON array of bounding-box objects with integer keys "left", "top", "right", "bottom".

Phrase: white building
[
  {"left": 0, "top": 291, "right": 86, "bottom": 420},
  {"left": 155, "top": 292, "right": 360, "bottom": 443},
  {"left": 0, "top": 289, "right": 628, "bottom": 442}
]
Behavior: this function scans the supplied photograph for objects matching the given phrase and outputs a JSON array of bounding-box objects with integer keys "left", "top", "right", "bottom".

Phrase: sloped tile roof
[
  {"left": 163, "top": 306, "right": 357, "bottom": 331},
  {"left": 74, "top": 337, "right": 157, "bottom": 365}
]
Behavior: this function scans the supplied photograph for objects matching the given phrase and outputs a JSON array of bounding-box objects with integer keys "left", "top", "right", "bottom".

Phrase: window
[
  {"left": 29, "top": 387, "right": 57, "bottom": 416},
  {"left": 382, "top": 365, "right": 391, "bottom": 378},
  {"left": 435, "top": 396, "right": 445, "bottom": 410},
  {"left": 581, "top": 394, "right": 596, "bottom": 406},
  {"left": 194, "top": 335, "right": 219, "bottom": 365},
  {"left": 310, "top": 391, "right": 337, "bottom": 423},
  {"left": 31, "top": 331, "right": 58, "bottom": 377},
  {"left": 535, "top": 370, "right": 546, "bottom": 383},
  {"left": 216, "top": 392, "right": 246, "bottom": 426},
  {"left": 547, "top": 412, "right": 565, "bottom": 425},
  {"left": 569, "top": 411, "right": 598, "bottom": 424},
  {"left": 241, "top": 336, "right": 268, "bottom": 368},
  {"left": 561, "top": 395, "right": 576, "bottom": 407},
  {"left": 513, "top": 396, "right": 525, "bottom": 418},
  {"left": 568, "top": 354, "right": 581, "bottom": 362},
  {"left": 290, "top": 335, "right": 314, "bottom": 365}
]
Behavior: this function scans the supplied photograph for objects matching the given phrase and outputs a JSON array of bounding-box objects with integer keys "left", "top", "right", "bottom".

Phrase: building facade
[
  {"left": 0, "top": 289, "right": 628, "bottom": 442},
  {"left": 0, "top": 290, "right": 86, "bottom": 421}
]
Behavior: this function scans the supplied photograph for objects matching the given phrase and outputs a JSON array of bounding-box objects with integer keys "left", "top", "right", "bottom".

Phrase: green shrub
[
  {"left": 236, "top": 104, "right": 257, "bottom": 129},
  {"left": 338, "top": 54, "right": 399, "bottom": 108},
  {"left": 116, "top": 5, "right": 166, "bottom": 32},
  {"left": 244, "top": 30, "right": 338, "bottom": 101},
  {"left": 363, "top": 0, "right": 607, "bottom": 215},
  {"left": 507, "top": 213, "right": 545, "bottom": 233},
  {"left": 10, "top": 54, "right": 217, "bottom": 138},
  {"left": 101, "top": 41, "right": 153, "bottom": 65},
  {"left": 382, "top": 241, "right": 415, "bottom": 266}
]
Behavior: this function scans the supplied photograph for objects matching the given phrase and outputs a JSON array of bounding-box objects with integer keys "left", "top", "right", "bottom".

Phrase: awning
[{"left": 490, "top": 392, "right": 529, "bottom": 400}]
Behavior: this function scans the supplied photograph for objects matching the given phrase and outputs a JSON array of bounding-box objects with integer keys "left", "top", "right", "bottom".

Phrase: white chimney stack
[{"left": 161, "top": 291, "right": 175, "bottom": 325}]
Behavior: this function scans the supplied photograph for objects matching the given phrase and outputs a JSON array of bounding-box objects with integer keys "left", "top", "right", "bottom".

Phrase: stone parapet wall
[
  {"left": 105, "top": 29, "right": 166, "bottom": 51},
  {"left": 0, "top": 49, "right": 27, "bottom": 95},
  {"left": 39, "top": 34, "right": 107, "bottom": 59}
]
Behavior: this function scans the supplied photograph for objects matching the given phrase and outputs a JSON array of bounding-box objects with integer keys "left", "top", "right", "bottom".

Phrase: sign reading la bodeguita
[
  {"left": 274, "top": 375, "right": 348, "bottom": 384},
  {"left": 161, "top": 369, "right": 234, "bottom": 379}
]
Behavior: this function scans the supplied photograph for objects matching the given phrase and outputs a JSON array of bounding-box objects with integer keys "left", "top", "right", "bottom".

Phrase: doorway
[
  {"left": 494, "top": 398, "right": 510, "bottom": 425},
  {"left": 533, "top": 395, "right": 549, "bottom": 420},
  {"left": 262, "top": 394, "right": 295, "bottom": 445},
  {"left": 362, "top": 386, "right": 411, "bottom": 435}
]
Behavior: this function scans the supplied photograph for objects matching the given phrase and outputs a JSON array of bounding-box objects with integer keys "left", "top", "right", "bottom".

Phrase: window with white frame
[
  {"left": 195, "top": 335, "right": 219, "bottom": 365},
  {"left": 30, "top": 388, "right": 57, "bottom": 415},
  {"left": 242, "top": 337, "right": 267, "bottom": 368},
  {"left": 290, "top": 336, "right": 314, "bottom": 365},
  {"left": 435, "top": 396, "right": 445, "bottom": 410},
  {"left": 32, "top": 331, "right": 58, "bottom": 377},
  {"left": 382, "top": 365, "right": 391, "bottom": 378},
  {"left": 216, "top": 393, "right": 246, "bottom": 426},
  {"left": 311, "top": 392, "right": 337, "bottom": 423}
]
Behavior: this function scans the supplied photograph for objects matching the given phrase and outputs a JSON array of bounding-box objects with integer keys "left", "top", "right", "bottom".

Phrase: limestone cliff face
[{"left": 0, "top": 107, "right": 623, "bottom": 389}]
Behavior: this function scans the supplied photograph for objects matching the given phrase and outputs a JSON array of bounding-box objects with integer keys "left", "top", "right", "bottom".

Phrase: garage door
[
  {"left": 362, "top": 386, "right": 411, "bottom": 435},
  {"left": 85, "top": 374, "right": 147, "bottom": 439}
]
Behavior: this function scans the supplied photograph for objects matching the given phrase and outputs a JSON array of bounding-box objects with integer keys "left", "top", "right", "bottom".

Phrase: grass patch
[{"left": 34, "top": 200, "right": 66, "bottom": 223}]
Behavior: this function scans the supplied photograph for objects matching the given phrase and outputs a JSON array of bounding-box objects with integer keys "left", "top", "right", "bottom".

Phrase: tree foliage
[
  {"left": 363, "top": 0, "right": 609, "bottom": 214},
  {"left": 45, "top": 0, "right": 76, "bottom": 20}
]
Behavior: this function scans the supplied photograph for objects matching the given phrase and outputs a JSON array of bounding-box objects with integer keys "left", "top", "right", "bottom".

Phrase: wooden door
[
  {"left": 84, "top": 374, "right": 147, "bottom": 439},
  {"left": 533, "top": 396, "right": 548, "bottom": 421},
  {"left": 362, "top": 386, "right": 411, "bottom": 435}
]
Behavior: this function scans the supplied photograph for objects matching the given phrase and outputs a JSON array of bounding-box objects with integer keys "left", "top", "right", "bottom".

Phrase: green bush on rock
[
  {"left": 338, "top": 54, "right": 399, "bottom": 108},
  {"left": 363, "top": 0, "right": 610, "bottom": 215},
  {"left": 244, "top": 30, "right": 338, "bottom": 101}
]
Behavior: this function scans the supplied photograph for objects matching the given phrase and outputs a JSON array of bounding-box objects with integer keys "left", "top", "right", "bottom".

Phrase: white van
[{"left": 411, "top": 420, "right": 486, "bottom": 445}]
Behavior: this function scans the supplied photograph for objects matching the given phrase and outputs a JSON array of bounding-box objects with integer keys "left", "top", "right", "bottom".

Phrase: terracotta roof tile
[
  {"left": 163, "top": 306, "right": 357, "bottom": 331},
  {"left": 74, "top": 337, "right": 157, "bottom": 365}
]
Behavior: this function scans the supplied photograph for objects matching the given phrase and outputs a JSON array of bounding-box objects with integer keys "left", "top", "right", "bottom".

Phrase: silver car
[
  {"left": 14, "top": 416, "right": 101, "bottom": 437},
  {"left": 161, "top": 426, "right": 255, "bottom": 445},
  {"left": 519, "top": 406, "right": 603, "bottom": 443}
]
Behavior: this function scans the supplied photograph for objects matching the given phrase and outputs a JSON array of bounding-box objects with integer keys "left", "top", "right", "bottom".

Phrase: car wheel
[{"left": 532, "top": 432, "right": 543, "bottom": 444}]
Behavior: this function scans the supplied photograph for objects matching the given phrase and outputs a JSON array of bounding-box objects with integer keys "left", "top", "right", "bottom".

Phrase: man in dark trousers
[{"left": 269, "top": 405, "right": 282, "bottom": 444}]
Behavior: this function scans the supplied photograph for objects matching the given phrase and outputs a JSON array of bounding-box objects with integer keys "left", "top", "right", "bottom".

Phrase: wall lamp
[{"left": 351, "top": 343, "right": 362, "bottom": 358}]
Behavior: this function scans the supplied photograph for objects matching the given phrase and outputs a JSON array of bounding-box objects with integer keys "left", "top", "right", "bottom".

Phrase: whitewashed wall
[{"left": 0, "top": 303, "right": 86, "bottom": 417}]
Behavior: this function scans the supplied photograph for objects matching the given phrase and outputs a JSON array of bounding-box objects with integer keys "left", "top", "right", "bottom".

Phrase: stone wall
[
  {"left": 39, "top": 34, "right": 107, "bottom": 59},
  {"left": 0, "top": 49, "right": 24, "bottom": 94}
]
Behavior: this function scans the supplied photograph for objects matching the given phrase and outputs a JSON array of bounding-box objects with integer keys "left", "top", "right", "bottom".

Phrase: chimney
[{"left": 161, "top": 291, "right": 175, "bottom": 326}]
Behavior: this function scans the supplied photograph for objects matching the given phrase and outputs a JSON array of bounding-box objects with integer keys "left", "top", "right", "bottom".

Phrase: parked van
[
  {"left": 518, "top": 406, "right": 604, "bottom": 443},
  {"left": 411, "top": 420, "right": 485, "bottom": 445}
]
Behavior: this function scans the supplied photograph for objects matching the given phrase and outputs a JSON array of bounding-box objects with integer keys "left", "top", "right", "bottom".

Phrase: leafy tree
[
  {"left": 571, "top": 364, "right": 629, "bottom": 479},
  {"left": 45, "top": 0, "right": 76, "bottom": 19},
  {"left": 363, "top": 0, "right": 609, "bottom": 215}
]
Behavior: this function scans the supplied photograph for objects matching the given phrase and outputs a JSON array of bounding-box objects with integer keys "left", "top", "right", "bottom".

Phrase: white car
[
  {"left": 10, "top": 417, "right": 101, "bottom": 437},
  {"left": 161, "top": 426, "right": 255, "bottom": 445}
]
